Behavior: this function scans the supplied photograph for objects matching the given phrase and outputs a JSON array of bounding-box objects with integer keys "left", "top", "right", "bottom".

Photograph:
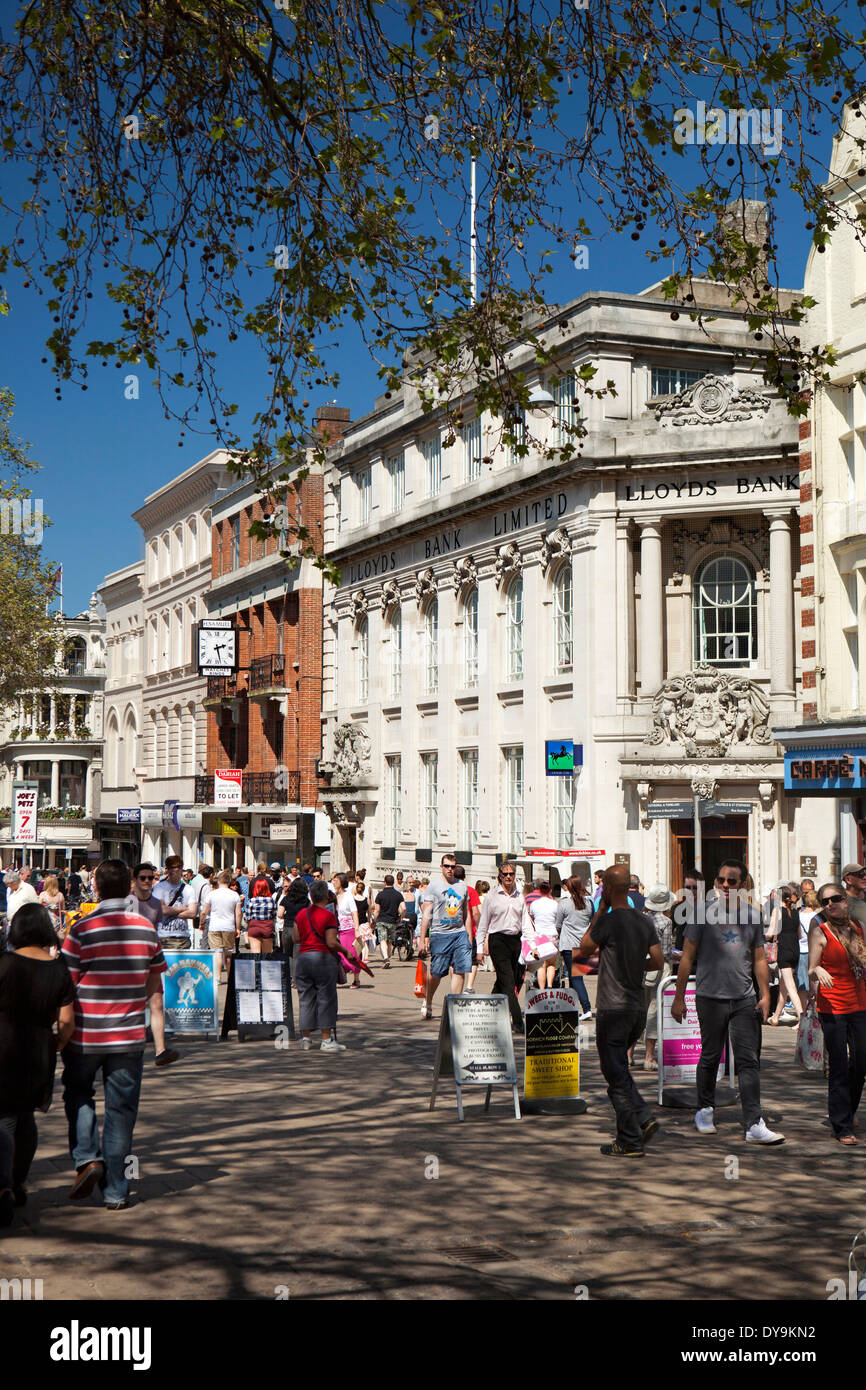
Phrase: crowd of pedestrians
[{"left": 2, "top": 848, "right": 866, "bottom": 1221}]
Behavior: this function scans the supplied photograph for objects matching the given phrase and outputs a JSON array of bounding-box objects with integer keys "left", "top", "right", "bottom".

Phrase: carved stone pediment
[
  {"left": 414, "top": 567, "right": 436, "bottom": 606},
  {"left": 322, "top": 798, "right": 363, "bottom": 826},
  {"left": 540, "top": 526, "right": 571, "bottom": 576},
  {"left": 654, "top": 374, "right": 770, "bottom": 427},
  {"left": 644, "top": 665, "right": 774, "bottom": 759},
  {"left": 495, "top": 541, "right": 523, "bottom": 587},
  {"left": 451, "top": 554, "right": 477, "bottom": 593},
  {"left": 330, "top": 722, "right": 372, "bottom": 787},
  {"left": 380, "top": 577, "right": 400, "bottom": 612}
]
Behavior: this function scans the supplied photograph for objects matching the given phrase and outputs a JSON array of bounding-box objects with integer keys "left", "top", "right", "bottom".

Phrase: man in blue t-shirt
[{"left": 418, "top": 855, "right": 469, "bottom": 1019}]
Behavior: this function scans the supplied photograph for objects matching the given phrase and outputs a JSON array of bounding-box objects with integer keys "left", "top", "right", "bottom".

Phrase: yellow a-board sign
[{"left": 524, "top": 987, "right": 581, "bottom": 1101}]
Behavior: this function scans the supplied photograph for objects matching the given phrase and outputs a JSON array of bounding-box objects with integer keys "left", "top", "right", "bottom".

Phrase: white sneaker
[
  {"left": 579, "top": 1010, "right": 593, "bottom": 1022},
  {"left": 464, "top": 987, "right": 475, "bottom": 994},
  {"left": 320, "top": 1038, "right": 347, "bottom": 1053},
  {"left": 420, "top": 1002, "right": 431, "bottom": 1019},
  {"left": 695, "top": 1107, "right": 716, "bottom": 1135},
  {"left": 300, "top": 1037, "right": 312, "bottom": 1050},
  {"left": 745, "top": 1118, "right": 785, "bottom": 1145}
]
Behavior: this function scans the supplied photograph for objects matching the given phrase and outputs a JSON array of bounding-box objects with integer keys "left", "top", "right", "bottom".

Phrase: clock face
[{"left": 198, "top": 627, "right": 236, "bottom": 669}]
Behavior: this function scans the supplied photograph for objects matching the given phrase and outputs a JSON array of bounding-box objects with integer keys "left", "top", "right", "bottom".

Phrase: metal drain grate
[{"left": 437, "top": 1244, "right": 517, "bottom": 1266}]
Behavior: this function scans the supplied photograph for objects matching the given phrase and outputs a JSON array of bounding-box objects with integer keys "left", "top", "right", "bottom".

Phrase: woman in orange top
[{"left": 808, "top": 883, "right": 866, "bottom": 1145}]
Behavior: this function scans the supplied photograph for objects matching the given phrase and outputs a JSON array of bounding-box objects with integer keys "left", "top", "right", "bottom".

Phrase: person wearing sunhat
[{"left": 636, "top": 884, "right": 677, "bottom": 1071}]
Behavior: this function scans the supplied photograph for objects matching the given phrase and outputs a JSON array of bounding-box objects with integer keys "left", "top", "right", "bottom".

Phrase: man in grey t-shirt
[
  {"left": 418, "top": 855, "right": 469, "bottom": 1019},
  {"left": 673, "top": 857, "right": 783, "bottom": 1145}
]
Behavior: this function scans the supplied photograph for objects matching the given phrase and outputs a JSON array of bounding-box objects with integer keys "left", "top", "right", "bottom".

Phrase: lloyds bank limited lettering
[
  {"left": 346, "top": 551, "right": 398, "bottom": 584},
  {"left": 623, "top": 473, "right": 798, "bottom": 503},
  {"left": 494, "top": 492, "right": 568, "bottom": 536}
]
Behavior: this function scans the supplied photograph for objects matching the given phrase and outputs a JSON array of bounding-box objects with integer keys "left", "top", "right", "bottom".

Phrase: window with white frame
[
  {"left": 506, "top": 408, "right": 526, "bottom": 466},
  {"left": 506, "top": 576, "right": 524, "bottom": 680},
  {"left": 386, "top": 452, "right": 405, "bottom": 512},
  {"left": 357, "top": 467, "right": 372, "bottom": 525},
  {"left": 385, "top": 755, "right": 402, "bottom": 845},
  {"left": 692, "top": 555, "right": 757, "bottom": 666},
  {"left": 424, "top": 599, "right": 439, "bottom": 694},
  {"left": 463, "top": 417, "right": 482, "bottom": 482},
  {"left": 553, "top": 566, "right": 573, "bottom": 673},
  {"left": 552, "top": 776, "right": 573, "bottom": 847},
  {"left": 650, "top": 366, "right": 706, "bottom": 397},
  {"left": 230, "top": 515, "right": 240, "bottom": 569},
  {"left": 421, "top": 752, "right": 438, "bottom": 846},
  {"left": 503, "top": 747, "right": 524, "bottom": 850},
  {"left": 337, "top": 476, "right": 346, "bottom": 530},
  {"left": 552, "top": 372, "right": 580, "bottom": 445},
  {"left": 463, "top": 588, "right": 479, "bottom": 687},
  {"left": 357, "top": 617, "right": 369, "bottom": 703},
  {"left": 388, "top": 608, "right": 402, "bottom": 698},
  {"left": 423, "top": 435, "right": 442, "bottom": 497},
  {"left": 461, "top": 749, "right": 479, "bottom": 850}
]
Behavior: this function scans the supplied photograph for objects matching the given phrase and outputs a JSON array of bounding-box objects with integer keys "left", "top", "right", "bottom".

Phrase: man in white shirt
[
  {"left": 5, "top": 867, "right": 38, "bottom": 923},
  {"left": 476, "top": 863, "right": 533, "bottom": 1033},
  {"left": 150, "top": 855, "right": 197, "bottom": 950}
]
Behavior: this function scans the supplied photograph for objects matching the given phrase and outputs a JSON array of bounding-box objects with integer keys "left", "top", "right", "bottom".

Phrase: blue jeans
[
  {"left": 62, "top": 1051, "right": 144, "bottom": 1205},
  {"left": 560, "top": 950, "right": 591, "bottom": 1012}
]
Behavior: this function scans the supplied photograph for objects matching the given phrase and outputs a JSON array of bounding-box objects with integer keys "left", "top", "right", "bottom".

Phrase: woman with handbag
[
  {"left": 526, "top": 880, "right": 560, "bottom": 990},
  {"left": 244, "top": 873, "right": 277, "bottom": 956},
  {"left": 768, "top": 884, "right": 804, "bottom": 1025},
  {"left": 808, "top": 884, "right": 866, "bottom": 1144},
  {"left": 293, "top": 881, "right": 347, "bottom": 1052}
]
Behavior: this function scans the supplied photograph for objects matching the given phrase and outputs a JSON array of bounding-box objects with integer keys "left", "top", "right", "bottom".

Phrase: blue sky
[{"left": 0, "top": 44, "right": 844, "bottom": 616}]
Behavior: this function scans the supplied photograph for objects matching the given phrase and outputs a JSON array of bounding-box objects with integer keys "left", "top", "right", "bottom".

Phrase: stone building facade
[{"left": 320, "top": 283, "right": 836, "bottom": 890}]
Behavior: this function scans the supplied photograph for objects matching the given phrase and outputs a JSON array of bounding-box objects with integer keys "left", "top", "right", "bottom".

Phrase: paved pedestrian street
[{"left": 1, "top": 959, "right": 861, "bottom": 1304}]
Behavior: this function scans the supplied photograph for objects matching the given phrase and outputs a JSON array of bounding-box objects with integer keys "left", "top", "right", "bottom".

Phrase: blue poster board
[{"left": 162, "top": 950, "right": 220, "bottom": 1036}]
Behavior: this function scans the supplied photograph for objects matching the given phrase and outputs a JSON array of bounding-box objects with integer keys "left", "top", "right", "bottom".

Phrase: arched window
[
  {"left": 357, "top": 616, "right": 369, "bottom": 703},
  {"left": 463, "top": 589, "right": 479, "bottom": 688},
  {"left": 64, "top": 637, "right": 87, "bottom": 676},
  {"left": 553, "top": 566, "right": 573, "bottom": 674},
  {"left": 105, "top": 709, "right": 120, "bottom": 787},
  {"left": 424, "top": 599, "right": 439, "bottom": 694},
  {"left": 388, "top": 609, "right": 402, "bottom": 699},
  {"left": 122, "top": 706, "right": 138, "bottom": 784},
  {"left": 693, "top": 555, "right": 757, "bottom": 666},
  {"left": 506, "top": 576, "right": 524, "bottom": 681}
]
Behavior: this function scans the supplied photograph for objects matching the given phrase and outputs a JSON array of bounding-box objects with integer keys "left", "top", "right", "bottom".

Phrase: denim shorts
[{"left": 429, "top": 931, "right": 473, "bottom": 978}]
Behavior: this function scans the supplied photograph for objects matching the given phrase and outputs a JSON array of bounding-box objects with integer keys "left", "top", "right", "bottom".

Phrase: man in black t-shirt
[
  {"left": 580, "top": 864, "right": 664, "bottom": 1157},
  {"left": 371, "top": 874, "right": 405, "bottom": 970}
]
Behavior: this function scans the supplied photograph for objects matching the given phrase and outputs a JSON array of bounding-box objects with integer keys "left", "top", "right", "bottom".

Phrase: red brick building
[{"left": 198, "top": 406, "right": 350, "bottom": 870}]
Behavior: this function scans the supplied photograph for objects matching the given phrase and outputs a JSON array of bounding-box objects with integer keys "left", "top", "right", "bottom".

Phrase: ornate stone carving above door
[{"left": 644, "top": 665, "right": 773, "bottom": 759}]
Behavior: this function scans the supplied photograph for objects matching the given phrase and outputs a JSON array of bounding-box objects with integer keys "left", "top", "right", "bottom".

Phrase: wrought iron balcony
[
  {"left": 194, "top": 770, "right": 301, "bottom": 806},
  {"left": 250, "top": 653, "right": 286, "bottom": 693},
  {"left": 203, "top": 676, "right": 239, "bottom": 709}
]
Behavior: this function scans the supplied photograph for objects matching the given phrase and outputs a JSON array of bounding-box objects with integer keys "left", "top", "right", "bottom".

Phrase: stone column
[
  {"left": 30, "top": 696, "right": 37, "bottom": 734},
  {"left": 49, "top": 696, "right": 56, "bottom": 737},
  {"left": 69, "top": 697, "right": 76, "bottom": 735},
  {"left": 616, "top": 518, "right": 635, "bottom": 700},
  {"left": 50, "top": 760, "right": 60, "bottom": 807},
  {"left": 639, "top": 518, "right": 664, "bottom": 695},
  {"left": 84, "top": 763, "right": 93, "bottom": 818},
  {"left": 768, "top": 511, "right": 794, "bottom": 696}
]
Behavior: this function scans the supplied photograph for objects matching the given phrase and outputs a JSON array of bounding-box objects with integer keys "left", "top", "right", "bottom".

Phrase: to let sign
[
  {"left": 12, "top": 783, "right": 38, "bottom": 844},
  {"left": 214, "top": 770, "right": 243, "bottom": 807}
]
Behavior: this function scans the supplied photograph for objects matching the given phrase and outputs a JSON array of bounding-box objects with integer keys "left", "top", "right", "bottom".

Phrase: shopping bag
[
  {"left": 796, "top": 1004, "right": 824, "bottom": 1072},
  {"left": 414, "top": 957, "right": 428, "bottom": 997}
]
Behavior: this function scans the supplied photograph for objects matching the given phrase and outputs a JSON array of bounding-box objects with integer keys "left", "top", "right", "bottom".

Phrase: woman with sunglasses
[{"left": 808, "top": 884, "right": 866, "bottom": 1145}]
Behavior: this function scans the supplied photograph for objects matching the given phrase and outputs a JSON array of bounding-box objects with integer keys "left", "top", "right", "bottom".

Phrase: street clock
[{"left": 195, "top": 620, "right": 238, "bottom": 675}]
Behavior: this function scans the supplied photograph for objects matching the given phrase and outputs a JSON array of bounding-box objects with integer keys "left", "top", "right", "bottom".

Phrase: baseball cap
[
  {"left": 842, "top": 863, "right": 866, "bottom": 879},
  {"left": 269, "top": 861, "right": 282, "bottom": 871}
]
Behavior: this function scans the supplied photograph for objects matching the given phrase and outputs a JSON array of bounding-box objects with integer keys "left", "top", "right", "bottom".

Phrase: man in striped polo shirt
[{"left": 61, "top": 859, "right": 166, "bottom": 1209}]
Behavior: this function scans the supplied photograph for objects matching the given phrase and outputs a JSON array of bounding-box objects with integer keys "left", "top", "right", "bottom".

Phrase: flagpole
[
  {"left": 59, "top": 563, "right": 63, "bottom": 617},
  {"left": 470, "top": 156, "right": 477, "bottom": 305}
]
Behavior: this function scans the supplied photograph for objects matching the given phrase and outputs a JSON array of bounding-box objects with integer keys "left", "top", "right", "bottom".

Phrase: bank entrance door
[
  {"left": 671, "top": 815, "right": 749, "bottom": 891},
  {"left": 338, "top": 825, "right": 356, "bottom": 873}
]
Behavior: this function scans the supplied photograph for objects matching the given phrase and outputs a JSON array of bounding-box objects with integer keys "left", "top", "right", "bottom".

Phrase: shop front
[{"left": 776, "top": 725, "right": 866, "bottom": 876}]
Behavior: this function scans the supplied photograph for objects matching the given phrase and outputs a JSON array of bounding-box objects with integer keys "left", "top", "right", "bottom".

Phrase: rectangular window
[
  {"left": 844, "top": 435, "right": 857, "bottom": 502},
  {"left": 552, "top": 373, "right": 579, "bottom": 445},
  {"left": 504, "top": 747, "right": 524, "bottom": 851},
  {"left": 553, "top": 777, "right": 573, "bottom": 848},
  {"left": 650, "top": 366, "right": 706, "bottom": 397},
  {"left": 421, "top": 753, "right": 438, "bottom": 847},
  {"left": 461, "top": 750, "right": 479, "bottom": 850},
  {"left": 230, "top": 516, "right": 240, "bottom": 570},
  {"left": 337, "top": 476, "right": 346, "bottom": 530},
  {"left": 506, "top": 409, "right": 526, "bottom": 467},
  {"left": 386, "top": 452, "right": 405, "bottom": 512},
  {"left": 385, "top": 756, "right": 402, "bottom": 845},
  {"left": 463, "top": 417, "right": 482, "bottom": 482},
  {"left": 423, "top": 436, "right": 442, "bottom": 498},
  {"left": 357, "top": 467, "right": 372, "bottom": 525}
]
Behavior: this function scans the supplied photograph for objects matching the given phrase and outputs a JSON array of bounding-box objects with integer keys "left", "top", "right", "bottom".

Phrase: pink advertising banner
[{"left": 660, "top": 979, "right": 726, "bottom": 1084}]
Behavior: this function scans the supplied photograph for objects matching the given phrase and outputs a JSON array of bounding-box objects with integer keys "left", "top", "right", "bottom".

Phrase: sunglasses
[
  {"left": 137, "top": 874, "right": 155, "bottom": 881},
  {"left": 715, "top": 876, "right": 740, "bottom": 886},
  {"left": 820, "top": 894, "right": 846, "bottom": 906}
]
